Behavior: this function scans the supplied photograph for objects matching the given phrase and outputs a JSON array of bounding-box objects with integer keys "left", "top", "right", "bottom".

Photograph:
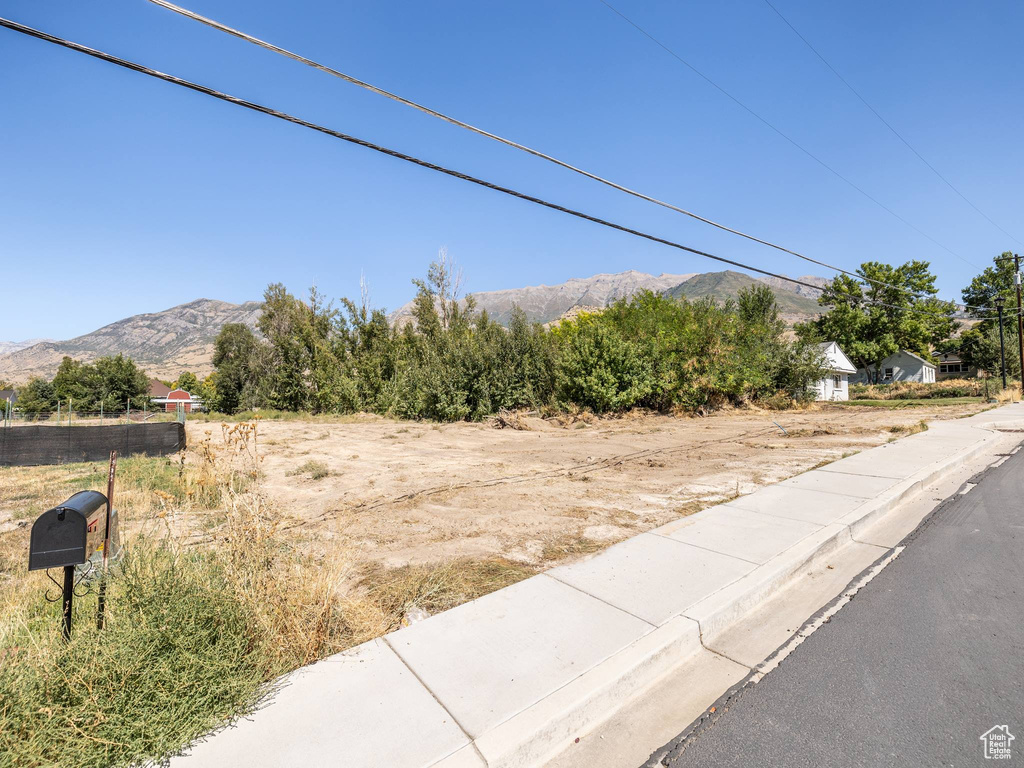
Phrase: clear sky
[{"left": 1, "top": 0, "right": 1021, "bottom": 341}]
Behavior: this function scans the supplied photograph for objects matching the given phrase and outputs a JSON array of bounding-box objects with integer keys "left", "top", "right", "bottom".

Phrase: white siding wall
[
  {"left": 814, "top": 372, "right": 849, "bottom": 401},
  {"left": 856, "top": 351, "right": 937, "bottom": 384}
]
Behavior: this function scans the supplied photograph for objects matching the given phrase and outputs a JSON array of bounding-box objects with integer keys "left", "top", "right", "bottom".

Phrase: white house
[
  {"left": 854, "top": 350, "right": 937, "bottom": 384},
  {"left": 813, "top": 341, "right": 856, "bottom": 401}
]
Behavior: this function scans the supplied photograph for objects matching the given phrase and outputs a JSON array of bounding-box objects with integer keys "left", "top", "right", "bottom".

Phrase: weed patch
[{"left": 286, "top": 460, "right": 330, "bottom": 480}]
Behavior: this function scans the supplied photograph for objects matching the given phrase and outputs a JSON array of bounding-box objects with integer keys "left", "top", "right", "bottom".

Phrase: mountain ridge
[
  {"left": 389, "top": 269, "right": 699, "bottom": 326},
  {"left": 0, "top": 271, "right": 826, "bottom": 383},
  {"left": 0, "top": 299, "right": 262, "bottom": 383}
]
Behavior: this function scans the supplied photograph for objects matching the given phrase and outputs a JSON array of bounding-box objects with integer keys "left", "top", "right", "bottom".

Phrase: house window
[
  {"left": 832, "top": 374, "right": 842, "bottom": 387},
  {"left": 940, "top": 363, "right": 963, "bottom": 373},
  {"left": 883, "top": 367, "right": 894, "bottom": 381}
]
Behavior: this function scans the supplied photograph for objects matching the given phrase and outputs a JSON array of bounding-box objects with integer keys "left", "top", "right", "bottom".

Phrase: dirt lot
[{"left": 193, "top": 401, "right": 990, "bottom": 571}]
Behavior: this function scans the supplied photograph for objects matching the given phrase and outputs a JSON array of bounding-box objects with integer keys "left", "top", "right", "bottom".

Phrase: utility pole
[
  {"left": 995, "top": 296, "right": 1008, "bottom": 390},
  {"left": 995, "top": 253, "right": 1024, "bottom": 395},
  {"left": 1014, "top": 254, "right": 1023, "bottom": 396}
]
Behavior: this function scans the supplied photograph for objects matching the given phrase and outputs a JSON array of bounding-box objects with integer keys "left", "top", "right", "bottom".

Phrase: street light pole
[{"left": 996, "top": 296, "right": 1008, "bottom": 390}]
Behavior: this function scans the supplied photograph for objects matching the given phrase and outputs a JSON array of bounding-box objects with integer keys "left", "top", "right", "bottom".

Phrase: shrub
[
  {"left": 206, "top": 264, "right": 827, "bottom": 419},
  {"left": 850, "top": 378, "right": 986, "bottom": 400},
  {"left": 0, "top": 543, "right": 267, "bottom": 768}
]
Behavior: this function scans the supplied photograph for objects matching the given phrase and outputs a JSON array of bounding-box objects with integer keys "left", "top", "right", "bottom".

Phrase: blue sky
[{"left": 1, "top": 0, "right": 1021, "bottom": 340}]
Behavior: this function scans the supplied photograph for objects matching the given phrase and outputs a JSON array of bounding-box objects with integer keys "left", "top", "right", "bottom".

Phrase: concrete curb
[{"left": 169, "top": 404, "right": 1024, "bottom": 768}]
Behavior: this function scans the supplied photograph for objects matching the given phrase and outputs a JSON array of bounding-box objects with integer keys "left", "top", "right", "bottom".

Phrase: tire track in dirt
[{"left": 284, "top": 426, "right": 779, "bottom": 531}]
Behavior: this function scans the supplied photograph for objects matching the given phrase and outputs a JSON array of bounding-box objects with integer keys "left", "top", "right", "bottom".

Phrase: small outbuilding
[
  {"left": 813, "top": 341, "right": 856, "bottom": 401},
  {"left": 149, "top": 388, "right": 201, "bottom": 413},
  {"left": 854, "top": 350, "right": 937, "bottom": 384}
]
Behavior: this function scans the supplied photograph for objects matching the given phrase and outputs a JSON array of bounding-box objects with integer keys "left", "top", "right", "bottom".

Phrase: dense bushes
[{"left": 209, "top": 264, "right": 828, "bottom": 420}]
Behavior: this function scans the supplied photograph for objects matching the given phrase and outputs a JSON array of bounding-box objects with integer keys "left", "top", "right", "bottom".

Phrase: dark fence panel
[{"left": 0, "top": 423, "right": 185, "bottom": 466}]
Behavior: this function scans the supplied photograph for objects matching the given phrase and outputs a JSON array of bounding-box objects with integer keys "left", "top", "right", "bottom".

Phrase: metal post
[
  {"left": 97, "top": 451, "right": 117, "bottom": 630},
  {"left": 56, "top": 399, "right": 60, "bottom": 426},
  {"left": 1014, "top": 254, "right": 1024, "bottom": 396},
  {"left": 996, "top": 297, "right": 1008, "bottom": 390},
  {"left": 100, "top": 402, "right": 103, "bottom": 425},
  {"left": 62, "top": 564, "right": 74, "bottom": 641}
]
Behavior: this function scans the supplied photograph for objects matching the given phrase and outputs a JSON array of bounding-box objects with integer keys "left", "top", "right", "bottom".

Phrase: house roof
[
  {"left": 149, "top": 379, "right": 172, "bottom": 398},
  {"left": 894, "top": 349, "right": 936, "bottom": 368},
  {"left": 818, "top": 342, "right": 857, "bottom": 374}
]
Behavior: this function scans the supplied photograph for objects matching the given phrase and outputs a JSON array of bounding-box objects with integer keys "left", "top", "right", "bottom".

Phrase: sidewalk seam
[
  {"left": 382, "top": 635, "right": 487, "bottom": 766},
  {"left": 542, "top": 573, "right": 660, "bottom": 628},
  {"left": 645, "top": 531, "right": 764, "bottom": 566}
]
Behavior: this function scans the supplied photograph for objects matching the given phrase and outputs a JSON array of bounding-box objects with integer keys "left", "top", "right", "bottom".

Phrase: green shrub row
[{"left": 209, "top": 273, "right": 829, "bottom": 418}]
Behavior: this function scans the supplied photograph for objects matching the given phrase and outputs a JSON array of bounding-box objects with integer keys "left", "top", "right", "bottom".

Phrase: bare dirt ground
[{"left": 195, "top": 401, "right": 990, "bottom": 571}]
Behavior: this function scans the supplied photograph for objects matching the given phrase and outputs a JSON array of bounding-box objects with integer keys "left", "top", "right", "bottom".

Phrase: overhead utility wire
[
  {"left": 596, "top": 0, "right": 982, "bottom": 272},
  {"left": 0, "top": 17, "right": 998, "bottom": 321},
  {"left": 761, "top": 0, "right": 1021, "bottom": 247},
  {"left": 143, "top": 0, "right": 984, "bottom": 311}
]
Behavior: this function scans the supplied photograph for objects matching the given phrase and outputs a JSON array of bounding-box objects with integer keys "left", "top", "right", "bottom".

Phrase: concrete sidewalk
[{"left": 170, "top": 404, "right": 1024, "bottom": 768}]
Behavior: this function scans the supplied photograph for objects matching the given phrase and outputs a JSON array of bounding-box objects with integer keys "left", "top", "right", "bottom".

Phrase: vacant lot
[
  {"left": 1, "top": 400, "right": 994, "bottom": 576},
  {"left": 213, "top": 400, "right": 989, "bottom": 570},
  {"left": 0, "top": 400, "right": 1001, "bottom": 767}
]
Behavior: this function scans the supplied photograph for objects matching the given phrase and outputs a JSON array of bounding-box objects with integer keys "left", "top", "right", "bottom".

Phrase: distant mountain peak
[
  {"left": 389, "top": 270, "right": 698, "bottom": 326},
  {"left": 0, "top": 299, "right": 262, "bottom": 383},
  {"left": 0, "top": 270, "right": 827, "bottom": 384}
]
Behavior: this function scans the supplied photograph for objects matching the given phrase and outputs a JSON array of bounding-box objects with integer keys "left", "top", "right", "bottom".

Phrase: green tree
[
  {"left": 798, "top": 261, "right": 955, "bottom": 383},
  {"left": 962, "top": 252, "right": 1017, "bottom": 323},
  {"left": 958, "top": 252, "right": 1020, "bottom": 379},
  {"left": 92, "top": 354, "right": 150, "bottom": 410},
  {"left": 52, "top": 356, "right": 94, "bottom": 407},
  {"left": 211, "top": 323, "right": 261, "bottom": 413},
  {"left": 553, "top": 314, "right": 653, "bottom": 412},
  {"left": 174, "top": 371, "right": 200, "bottom": 394},
  {"left": 14, "top": 377, "right": 57, "bottom": 414}
]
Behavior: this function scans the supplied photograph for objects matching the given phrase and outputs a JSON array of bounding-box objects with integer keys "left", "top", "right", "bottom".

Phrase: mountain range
[
  {"left": 0, "top": 339, "right": 53, "bottom": 356},
  {"left": 0, "top": 299, "right": 262, "bottom": 383},
  {"left": 0, "top": 271, "right": 825, "bottom": 383}
]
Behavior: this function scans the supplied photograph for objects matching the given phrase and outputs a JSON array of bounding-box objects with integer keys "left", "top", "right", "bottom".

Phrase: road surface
[{"left": 655, "top": 442, "right": 1024, "bottom": 767}]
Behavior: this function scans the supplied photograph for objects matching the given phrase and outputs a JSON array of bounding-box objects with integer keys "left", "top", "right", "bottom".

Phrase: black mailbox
[{"left": 28, "top": 490, "right": 108, "bottom": 571}]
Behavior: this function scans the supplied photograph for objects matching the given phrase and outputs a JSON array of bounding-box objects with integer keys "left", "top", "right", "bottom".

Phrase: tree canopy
[
  {"left": 207, "top": 263, "right": 827, "bottom": 419},
  {"left": 797, "top": 260, "right": 955, "bottom": 381}
]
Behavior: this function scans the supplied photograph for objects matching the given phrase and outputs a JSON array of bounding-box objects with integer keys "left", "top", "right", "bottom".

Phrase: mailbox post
[{"left": 28, "top": 490, "right": 108, "bottom": 640}]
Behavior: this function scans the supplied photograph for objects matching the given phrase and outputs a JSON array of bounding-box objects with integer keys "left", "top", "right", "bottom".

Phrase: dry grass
[
  {"left": 286, "top": 460, "right": 330, "bottom": 480},
  {"left": 889, "top": 420, "right": 929, "bottom": 436},
  {"left": 0, "top": 421, "right": 551, "bottom": 767},
  {"left": 540, "top": 534, "right": 605, "bottom": 562},
  {"left": 345, "top": 558, "right": 536, "bottom": 641}
]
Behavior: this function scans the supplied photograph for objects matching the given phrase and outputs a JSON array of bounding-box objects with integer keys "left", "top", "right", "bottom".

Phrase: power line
[
  {"left": 760, "top": 0, "right": 1022, "bottom": 248},
  {"left": 0, "top": 16, "right": 998, "bottom": 322},
  {"left": 596, "top": 0, "right": 983, "bottom": 271},
  {"left": 144, "top": 0, "right": 982, "bottom": 309}
]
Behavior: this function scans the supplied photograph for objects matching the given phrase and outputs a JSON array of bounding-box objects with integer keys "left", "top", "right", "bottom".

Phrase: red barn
[{"left": 165, "top": 389, "right": 194, "bottom": 413}]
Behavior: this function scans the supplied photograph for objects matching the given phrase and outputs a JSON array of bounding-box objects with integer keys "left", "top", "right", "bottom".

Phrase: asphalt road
[{"left": 655, "top": 443, "right": 1024, "bottom": 768}]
